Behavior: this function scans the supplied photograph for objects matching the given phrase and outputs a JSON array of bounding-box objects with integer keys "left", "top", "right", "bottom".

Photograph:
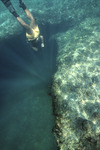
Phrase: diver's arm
[{"left": 40, "top": 35, "right": 44, "bottom": 47}]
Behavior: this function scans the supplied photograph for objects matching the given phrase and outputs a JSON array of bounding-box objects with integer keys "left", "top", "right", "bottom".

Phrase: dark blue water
[{"left": 0, "top": 24, "right": 58, "bottom": 150}]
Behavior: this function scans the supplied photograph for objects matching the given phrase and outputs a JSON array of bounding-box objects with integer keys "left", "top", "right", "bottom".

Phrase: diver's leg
[
  {"left": 19, "top": 1, "right": 37, "bottom": 28},
  {"left": 24, "top": 9, "right": 37, "bottom": 28},
  {"left": 17, "top": 17, "right": 33, "bottom": 35},
  {"left": 1, "top": 0, "right": 19, "bottom": 18}
]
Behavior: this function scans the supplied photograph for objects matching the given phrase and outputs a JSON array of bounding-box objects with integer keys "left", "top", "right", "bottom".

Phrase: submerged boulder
[{"left": 52, "top": 17, "right": 100, "bottom": 150}]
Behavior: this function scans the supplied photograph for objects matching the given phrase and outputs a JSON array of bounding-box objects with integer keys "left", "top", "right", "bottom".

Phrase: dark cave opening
[
  {"left": 0, "top": 19, "right": 72, "bottom": 149},
  {"left": 0, "top": 22, "right": 60, "bottom": 150}
]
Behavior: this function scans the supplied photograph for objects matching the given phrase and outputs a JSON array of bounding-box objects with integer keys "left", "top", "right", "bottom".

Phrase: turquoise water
[
  {"left": 0, "top": 1, "right": 58, "bottom": 149},
  {"left": 0, "top": 31, "right": 57, "bottom": 150},
  {"left": 0, "top": 0, "right": 100, "bottom": 150}
]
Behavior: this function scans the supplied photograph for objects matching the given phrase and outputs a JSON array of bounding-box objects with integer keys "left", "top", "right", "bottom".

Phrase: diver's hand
[
  {"left": 40, "top": 35, "right": 44, "bottom": 47},
  {"left": 41, "top": 43, "right": 44, "bottom": 47}
]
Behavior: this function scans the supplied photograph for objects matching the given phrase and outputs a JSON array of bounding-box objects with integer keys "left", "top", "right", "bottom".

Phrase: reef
[{"left": 52, "top": 17, "right": 100, "bottom": 150}]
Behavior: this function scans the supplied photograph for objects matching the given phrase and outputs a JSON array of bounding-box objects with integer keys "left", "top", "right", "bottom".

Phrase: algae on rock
[{"left": 52, "top": 17, "right": 100, "bottom": 150}]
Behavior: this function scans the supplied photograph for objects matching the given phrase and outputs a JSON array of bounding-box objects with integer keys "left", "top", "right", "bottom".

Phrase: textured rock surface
[{"left": 52, "top": 17, "right": 100, "bottom": 150}]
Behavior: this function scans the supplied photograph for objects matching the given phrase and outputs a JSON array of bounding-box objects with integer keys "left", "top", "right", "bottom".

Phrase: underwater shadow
[
  {"left": 43, "top": 18, "right": 74, "bottom": 37},
  {"left": 0, "top": 23, "right": 58, "bottom": 108}
]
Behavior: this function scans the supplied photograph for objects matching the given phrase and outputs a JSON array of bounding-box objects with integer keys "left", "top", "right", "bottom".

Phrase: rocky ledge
[{"left": 52, "top": 17, "right": 100, "bottom": 150}]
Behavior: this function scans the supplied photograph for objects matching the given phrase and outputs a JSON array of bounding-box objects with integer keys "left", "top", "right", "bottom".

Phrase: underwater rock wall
[{"left": 52, "top": 17, "right": 100, "bottom": 150}]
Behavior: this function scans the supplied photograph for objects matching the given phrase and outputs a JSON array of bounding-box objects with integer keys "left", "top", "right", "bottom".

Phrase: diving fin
[
  {"left": 1, "top": 0, "right": 19, "bottom": 17},
  {"left": 19, "top": 0, "right": 26, "bottom": 10}
]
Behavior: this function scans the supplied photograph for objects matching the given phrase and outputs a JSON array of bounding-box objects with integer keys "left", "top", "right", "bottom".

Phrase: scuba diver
[{"left": 1, "top": 0, "right": 44, "bottom": 51}]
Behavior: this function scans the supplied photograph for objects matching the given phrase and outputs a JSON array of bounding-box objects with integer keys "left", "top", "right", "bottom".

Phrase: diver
[{"left": 1, "top": 0, "right": 44, "bottom": 51}]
